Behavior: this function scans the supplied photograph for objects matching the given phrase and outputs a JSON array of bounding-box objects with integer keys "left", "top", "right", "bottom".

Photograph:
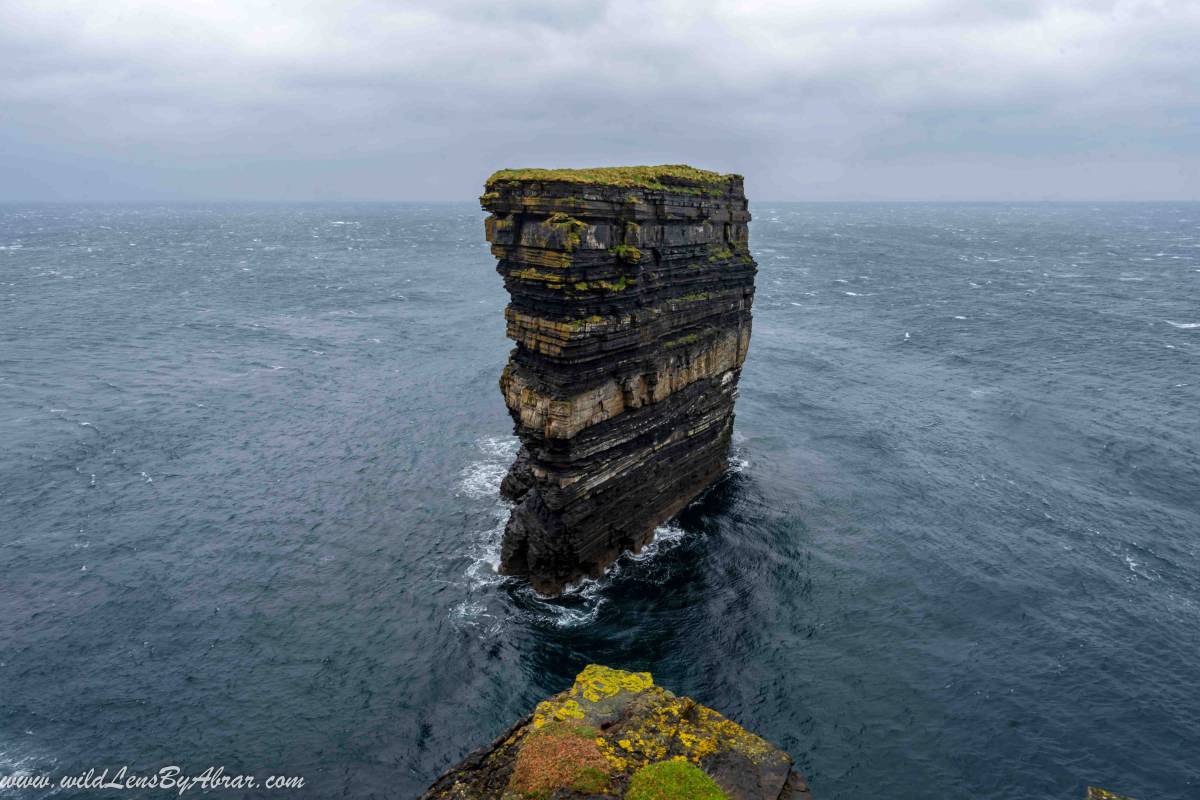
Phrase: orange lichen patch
[{"left": 507, "top": 723, "right": 610, "bottom": 799}]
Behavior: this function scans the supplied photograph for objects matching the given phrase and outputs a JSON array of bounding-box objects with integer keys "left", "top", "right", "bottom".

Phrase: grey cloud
[{"left": 0, "top": 0, "right": 1197, "bottom": 200}]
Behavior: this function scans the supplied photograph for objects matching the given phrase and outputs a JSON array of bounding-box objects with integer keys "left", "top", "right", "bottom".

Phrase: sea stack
[{"left": 481, "top": 165, "right": 756, "bottom": 595}]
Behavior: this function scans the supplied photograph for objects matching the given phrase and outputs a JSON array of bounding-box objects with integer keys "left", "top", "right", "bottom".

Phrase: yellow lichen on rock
[
  {"left": 574, "top": 664, "right": 654, "bottom": 702},
  {"left": 531, "top": 696, "right": 586, "bottom": 729},
  {"left": 1087, "top": 788, "right": 1136, "bottom": 800},
  {"left": 421, "top": 664, "right": 808, "bottom": 800}
]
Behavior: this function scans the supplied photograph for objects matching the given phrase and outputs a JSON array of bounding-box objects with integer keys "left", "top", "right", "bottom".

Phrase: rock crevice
[{"left": 483, "top": 165, "right": 756, "bottom": 595}]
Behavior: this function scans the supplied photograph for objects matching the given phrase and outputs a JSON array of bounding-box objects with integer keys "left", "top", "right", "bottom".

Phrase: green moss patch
[
  {"left": 573, "top": 276, "right": 630, "bottom": 293},
  {"left": 707, "top": 244, "right": 734, "bottom": 262},
  {"left": 610, "top": 244, "right": 643, "bottom": 263},
  {"left": 546, "top": 212, "right": 588, "bottom": 252},
  {"left": 625, "top": 760, "right": 727, "bottom": 800},
  {"left": 664, "top": 332, "right": 700, "bottom": 348},
  {"left": 570, "top": 766, "right": 610, "bottom": 794}
]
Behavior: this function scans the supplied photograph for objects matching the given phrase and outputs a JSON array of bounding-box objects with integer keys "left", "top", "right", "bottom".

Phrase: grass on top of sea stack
[{"left": 485, "top": 164, "right": 739, "bottom": 193}]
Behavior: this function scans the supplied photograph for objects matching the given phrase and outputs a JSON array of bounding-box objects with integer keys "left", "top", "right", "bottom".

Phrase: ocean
[{"left": 0, "top": 202, "right": 1196, "bottom": 799}]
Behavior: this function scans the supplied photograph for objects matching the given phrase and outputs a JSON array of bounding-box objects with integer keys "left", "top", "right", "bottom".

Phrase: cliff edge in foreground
[
  {"left": 421, "top": 665, "right": 810, "bottom": 800},
  {"left": 482, "top": 165, "right": 756, "bottom": 595}
]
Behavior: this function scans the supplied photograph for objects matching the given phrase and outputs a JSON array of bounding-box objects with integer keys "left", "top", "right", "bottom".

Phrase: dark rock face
[
  {"left": 421, "top": 665, "right": 810, "bottom": 800},
  {"left": 481, "top": 165, "right": 756, "bottom": 595}
]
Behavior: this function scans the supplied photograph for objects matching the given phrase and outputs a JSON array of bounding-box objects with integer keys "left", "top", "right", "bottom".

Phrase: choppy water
[{"left": 1, "top": 203, "right": 1197, "bottom": 799}]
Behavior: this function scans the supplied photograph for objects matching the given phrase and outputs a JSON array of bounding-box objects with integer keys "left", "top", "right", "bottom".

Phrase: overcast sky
[{"left": 1, "top": 0, "right": 1197, "bottom": 201}]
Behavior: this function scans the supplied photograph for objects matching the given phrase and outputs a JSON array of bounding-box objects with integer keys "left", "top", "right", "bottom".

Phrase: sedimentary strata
[
  {"left": 481, "top": 165, "right": 756, "bottom": 594},
  {"left": 421, "top": 665, "right": 810, "bottom": 800}
]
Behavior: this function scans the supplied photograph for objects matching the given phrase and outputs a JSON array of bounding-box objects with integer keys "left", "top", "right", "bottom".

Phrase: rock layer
[
  {"left": 482, "top": 165, "right": 756, "bottom": 594},
  {"left": 421, "top": 665, "right": 810, "bottom": 800}
]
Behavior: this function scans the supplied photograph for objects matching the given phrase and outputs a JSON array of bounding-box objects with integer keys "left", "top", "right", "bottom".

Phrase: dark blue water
[{"left": 1, "top": 203, "right": 1197, "bottom": 799}]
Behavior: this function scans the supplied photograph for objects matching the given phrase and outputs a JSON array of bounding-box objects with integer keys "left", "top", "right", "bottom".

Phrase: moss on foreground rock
[
  {"left": 421, "top": 665, "right": 810, "bottom": 800},
  {"left": 626, "top": 760, "right": 727, "bottom": 800}
]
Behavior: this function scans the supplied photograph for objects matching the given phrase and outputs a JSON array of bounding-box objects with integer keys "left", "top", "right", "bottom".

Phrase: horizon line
[{"left": 2, "top": 198, "right": 1199, "bottom": 205}]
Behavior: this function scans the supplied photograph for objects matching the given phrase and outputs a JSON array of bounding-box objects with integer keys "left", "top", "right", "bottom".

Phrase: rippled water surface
[{"left": 1, "top": 203, "right": 1197, "bottom": 799}]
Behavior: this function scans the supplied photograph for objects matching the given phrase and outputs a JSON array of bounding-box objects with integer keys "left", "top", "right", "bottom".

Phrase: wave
[
  {"left": 476, "top": 435, "right": 520, "bottom": 460},
  {"left": 456, "top": 436, "right": 517, "bottom": 585},
  {"left": 1165, "top": 321, "right": 1200, "bottom": 329},
  {"left": 457, "top": 461, "right": 509, "bottom": 500},
  {"left": 621, "top": 522, "right": 688, "bottom": 565},
  {"left": 450, "top": 435, "right": 516, "bottom": 633}
]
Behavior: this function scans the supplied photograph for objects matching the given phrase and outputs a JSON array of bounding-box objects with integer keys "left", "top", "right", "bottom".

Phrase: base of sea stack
[
  {"left": 500, "top": 415, "right": 734, "bottom": 596},
  {"left": 421, "top": 665, "right": 811, "bottom": 800}
]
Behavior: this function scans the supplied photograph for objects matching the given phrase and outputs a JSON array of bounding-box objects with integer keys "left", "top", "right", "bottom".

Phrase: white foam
[
  {"left": 450, "top": 600, "right": 488, "bottom": 620},
  {"left": 457, "top": 462, "right": 507, "bottom": 499},
  {"left": 457, "top": 436, "right": 521, "bottom": 500},
  {"left": 624, "top": 522, "right": 688, "bottom": 564},
  {"left": 1124, "top": 553, "right": 1152, "bottom": 580},
  {"left": 547, "top": 601, "right": 603, "bottom": 628},
  {"left": 1165, "top": 321, "right": 1200, "bottom": 329},
  {"left": 466, "top": 506, "right": 507, "bottom": 581},
  {"left": 477, "top": 435, "right": 520, "bottom": 460}
]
